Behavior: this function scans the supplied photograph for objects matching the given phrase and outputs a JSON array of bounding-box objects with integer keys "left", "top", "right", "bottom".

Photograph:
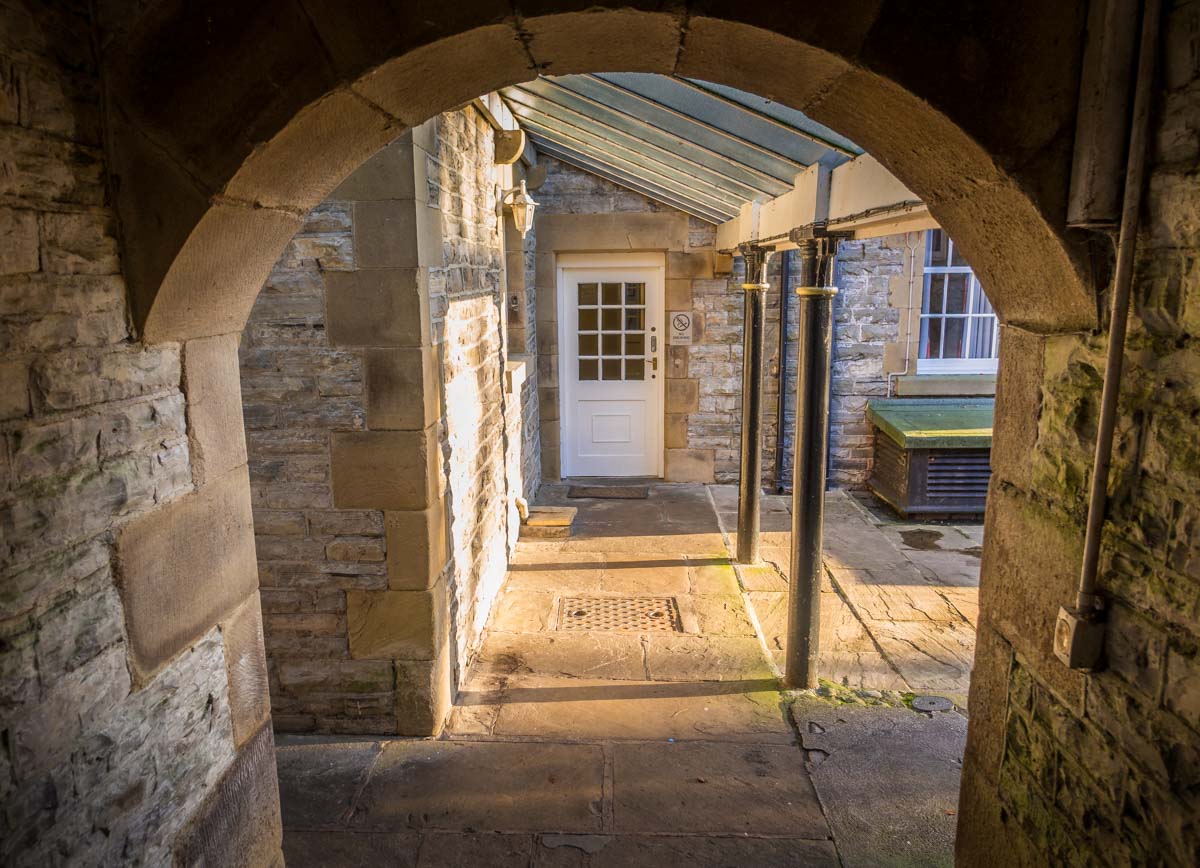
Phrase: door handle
[
  {"left": 651, "top": 336, "right": 658, "bottom": 352},
  {"left": 651, "top": 357, "right": 658, "bottom": 371}
]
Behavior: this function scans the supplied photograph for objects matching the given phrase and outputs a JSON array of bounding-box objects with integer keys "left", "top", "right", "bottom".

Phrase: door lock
[
  {"left": 651, "top": 357, "right": 658, "bottom": 371},
  {"left": 650, "top": 336, "right": 658, "bottom": 352}
]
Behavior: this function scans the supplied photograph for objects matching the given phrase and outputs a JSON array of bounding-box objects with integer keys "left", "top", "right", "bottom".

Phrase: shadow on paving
[{"left": 276, "top": 482, "right": 965, "bottom": 867}]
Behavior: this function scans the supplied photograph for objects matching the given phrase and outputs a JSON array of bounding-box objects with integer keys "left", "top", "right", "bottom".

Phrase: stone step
[{"left": 521, "top": 505, "right": 577, "bottom": 539}]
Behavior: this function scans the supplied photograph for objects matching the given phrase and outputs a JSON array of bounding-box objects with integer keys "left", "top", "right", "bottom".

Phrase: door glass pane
[
  {"left": 625, "top": 359, "right": 645, "bottom": 380},
  {"left": 601, "top": 333, "right": 622, "bottom": 355},
  {"left": 578, "top": 334, "right": 598, "bottom": 355},
  {"left": 624, "top": 334, "right": 644, "bottom": 354},
  {"left": 624, "top": 309, "right": 644, "bottom": 331},
  {"left": 602, "top": 359, "right": 622, "bottom": 380},
  {"left": 624, "top": 283, "right": 645, "bottom": 305},
  {"left": 945, "top": 274, "right": 969, "bottom": 313},
  {"left": 920, "top": 318, "right": 942, "bottom": 358},
  {"left": 943, "top": 317, "right": 965, "bottom": 358},
  {"left": 926, "top": 230, "right": 948, "bottom": 267},
  {"left": 578, "top": 283, "right": 598, "bottom": 306},
  {"left": 579, "top": 359, "right": 598, "bottom": 380},
  {"left": 602, "top": 309, "right": 622, "bottom": 330},
  {"left": 580, "top": 309, "right": 598, "bottom": 330},
  {"left": 602, "top": 283, "right": 621, "bottom": 305}
]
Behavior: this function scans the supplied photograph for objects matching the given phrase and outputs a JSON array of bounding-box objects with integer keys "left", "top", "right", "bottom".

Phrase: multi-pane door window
[
  {"left": 577, "top": 281, "right": 647, "bottom": 381},
  {"left": 918, "top": 229, "right": 999, "bottom": 374}
]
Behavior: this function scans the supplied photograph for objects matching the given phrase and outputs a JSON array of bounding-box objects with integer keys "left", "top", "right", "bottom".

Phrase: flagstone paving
[{"left": 278, "top": 483, "right": 972, "bottom": 867}]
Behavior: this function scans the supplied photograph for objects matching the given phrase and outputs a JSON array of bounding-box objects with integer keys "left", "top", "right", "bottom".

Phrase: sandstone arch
[{"left": 99, "top": 2, "right": 1098, "bottom": 343}]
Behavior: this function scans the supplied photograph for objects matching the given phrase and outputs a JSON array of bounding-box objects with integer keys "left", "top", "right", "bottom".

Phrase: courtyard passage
[{"left": 277, "top": 484, "right": 975, "bottom": 866}]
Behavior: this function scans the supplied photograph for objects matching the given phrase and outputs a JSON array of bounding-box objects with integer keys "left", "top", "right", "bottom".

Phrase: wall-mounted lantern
[{"left": 501, "top": 180, "right": 538, "bottom": 239}]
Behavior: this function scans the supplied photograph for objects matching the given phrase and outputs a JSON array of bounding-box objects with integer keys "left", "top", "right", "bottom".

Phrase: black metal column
[
  {"left": 736, "top": 245, "right": 771, "bottom": 565},
  {"left": 784, "top": 239, "right": 838, "bottom": 689}
]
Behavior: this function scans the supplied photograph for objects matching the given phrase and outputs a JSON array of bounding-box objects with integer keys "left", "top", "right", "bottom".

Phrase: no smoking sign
[{"left": 669, "top": 311, "right": 694, "bottom": 346}]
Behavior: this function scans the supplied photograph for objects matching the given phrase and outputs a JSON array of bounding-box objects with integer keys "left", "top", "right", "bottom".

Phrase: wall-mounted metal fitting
[{"left": 1053, "top": 604, "right": 1107, "bottom": 671}]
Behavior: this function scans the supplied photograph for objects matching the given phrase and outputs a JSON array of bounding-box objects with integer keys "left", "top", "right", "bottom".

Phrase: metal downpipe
[
  {"left": 736, "top": 246, "right": 772, "bottom": 564},
  {"left": 784, "top": 238, "right": 837, "bottom": 689}
]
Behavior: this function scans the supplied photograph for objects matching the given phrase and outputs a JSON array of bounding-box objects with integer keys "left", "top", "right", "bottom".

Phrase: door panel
[{"left": 560, "top": 256, "right": 664, "bottom": 477}]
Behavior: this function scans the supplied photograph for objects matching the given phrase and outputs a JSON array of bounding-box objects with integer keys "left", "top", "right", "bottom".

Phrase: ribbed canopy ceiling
[{"left": 500, "top": 73, "right": 862, "bottom": 224}]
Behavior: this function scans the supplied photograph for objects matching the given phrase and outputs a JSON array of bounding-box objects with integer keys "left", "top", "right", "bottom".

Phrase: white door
[{"left": 559, "top": 253, "right": 665, "bottom": 477}]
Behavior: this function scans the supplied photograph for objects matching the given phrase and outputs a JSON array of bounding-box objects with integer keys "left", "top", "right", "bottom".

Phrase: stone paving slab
[
  {"left": 276, "top": 742, "right": 379, "bottom": 829},
  {"left": 611, "top": 741, "right": 829, "bottom": 836},
  {"left": 352, "top": 741, "right": 604, "bottom": 832},
  {"left": 282, "top": 831, "right": 421, "bottom": 867},
  {"left": 481, "top": 676, "right": 794, "bottom": 743},
  {"left": 476, "top": 632, "right": 649, "bottom": 680},
  {"left": 686, "top": 560, "right": 739, "bottom": 594},
  {"left": 643, "top": 635, "right": 775, "bottom": 682},
  {"left": 489, "top": 590, "right": 558, "bottom": 633},
  {"left": 599, "top": 562, "right": 689, "bottom": 595},
  {"left": 794, "top": 702, "right": 967, "bottom": 868},
  {"left": 533, "top": 834, "right": 840, "bottom": 866}
]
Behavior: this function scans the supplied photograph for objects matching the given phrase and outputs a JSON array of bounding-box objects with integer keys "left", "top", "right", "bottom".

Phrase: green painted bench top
[{"left": 866, "top": 398, "right": 994, "bottom": 449}]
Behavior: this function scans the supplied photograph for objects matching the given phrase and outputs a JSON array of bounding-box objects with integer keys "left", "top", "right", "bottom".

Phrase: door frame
[{"left": 557, "top": 252, "right": 666, "bottom": 478}]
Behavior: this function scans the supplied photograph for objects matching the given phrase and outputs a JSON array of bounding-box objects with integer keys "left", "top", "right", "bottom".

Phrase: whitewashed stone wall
[{"left": 425, "top": 108, "right": 514, "bottom": 667}]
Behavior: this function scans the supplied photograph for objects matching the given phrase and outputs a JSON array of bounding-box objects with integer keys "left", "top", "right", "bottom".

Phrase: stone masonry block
[
  {"left": 385, "top": 499, "right": 450, "bottom": 590},
  {"left": 331, "top": 427, "right": 441, "bottom": 510},
  {"left": 665, "top": 413, "right": 689, "bottom": 449},
  {"left": 666, "top": 278, "right": 693, "bottom": 309},
  {"left": 347, "top": 581, "right": 449, "bottom": 661},
  {"left": 183, "top": 333, "right": 249, "bottom": 484},
  {"left": 365, "top": 345, "right": 441, "bottom": 430},
  {"left": 220, "top": 594, "right": 272, "bottom": 749},
  {"left": 395, "top": 649, "right": 452, "bottom": 737},
  {"left": 666, "top": 448, "right": 716, "bottom": 483},
  {"left": 536, "top": 212, "right": 688, "bottom": 253},
  {"left": 667, "top": 378, "right": 700, "bottom": 414},
  {"left": 991, "top": 325, "right": 1044, "bottom": 491},
  {"left": 173, "top": 723, "right": 282, "bottom": 868},
  {"left": 354, "top": 199, "right": 419, "bottom": 268},
  {"left": 0, "top": 206, "right": 38, "bottom": 274},
  {"left": 326, "top": 267, "right": 431, "bottom": 347},
  {"left": 667, "top": 251, "right": 714, "bottom": 280},
  {"left": 116, "top": 466, "right": 258, "bottom": 683},
  {"left": 962, "top": 621, "right": 1013, "bottom": 781},
  {"left": 332, "top": 136, "right": 417, "bottom": 201}
]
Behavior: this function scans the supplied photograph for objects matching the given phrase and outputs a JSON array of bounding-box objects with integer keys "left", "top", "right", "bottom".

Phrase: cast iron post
[
  {"left": 784, "top": 232, "right": 841, "bottom": 688},
  {"left": 736, "top": 244, "right": 772, "bottom": 565}
]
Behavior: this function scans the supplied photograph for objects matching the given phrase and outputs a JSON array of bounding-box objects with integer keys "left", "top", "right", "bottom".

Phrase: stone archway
[{"left": 94, "top": 3, "right": 1109, "bottom": 864}]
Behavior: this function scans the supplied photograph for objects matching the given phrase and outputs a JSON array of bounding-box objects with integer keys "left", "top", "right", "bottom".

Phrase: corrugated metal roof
[{"left": 499, "top": 73, "right": 861, "bottom": 224}]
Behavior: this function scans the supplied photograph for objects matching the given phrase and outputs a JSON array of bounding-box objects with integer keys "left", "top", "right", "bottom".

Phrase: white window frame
[{"left": 917, "top": 230, "right": 999, "bottom": 375}]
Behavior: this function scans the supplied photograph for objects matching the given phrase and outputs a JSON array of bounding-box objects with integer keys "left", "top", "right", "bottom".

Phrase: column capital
[{"left": 737, "top": 243, "right": 774, "bottom": 291}]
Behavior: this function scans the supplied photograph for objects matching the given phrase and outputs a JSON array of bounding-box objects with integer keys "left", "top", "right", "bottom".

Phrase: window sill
[{"left": 894, "top": 373, "right": 996, "bottom": 397}]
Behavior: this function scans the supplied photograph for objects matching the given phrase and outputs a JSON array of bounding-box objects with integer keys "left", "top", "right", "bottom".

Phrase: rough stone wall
[
  {"left": 959, "top": 5, "right": 1200, "bottom": 863},
  {"left": 0, "top": 2, "right": 278, "bottom": 864},
  {"left": 829, "top": 237, "right": 906, "bottom": 487},
  {"left": 239, "top": 202, "right": 391, "bottom": 733},
  {"left": 239, "top": 108, "right": 531, "bottom": 734}
]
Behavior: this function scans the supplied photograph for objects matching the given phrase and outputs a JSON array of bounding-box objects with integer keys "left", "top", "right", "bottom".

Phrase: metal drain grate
[{"left": 557, "top": 596, "right": 682, "bottom": 633}]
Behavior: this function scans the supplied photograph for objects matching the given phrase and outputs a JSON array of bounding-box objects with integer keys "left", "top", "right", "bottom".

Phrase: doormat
[{"left": 567, "top": 485, "right": 650, "bottom": 499}]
